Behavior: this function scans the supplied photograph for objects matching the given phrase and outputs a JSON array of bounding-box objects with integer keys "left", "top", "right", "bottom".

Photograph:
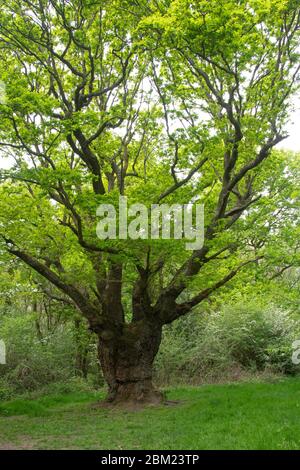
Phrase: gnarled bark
[{"left": 98, "top": 321, "right": 163, "bottom": 405}]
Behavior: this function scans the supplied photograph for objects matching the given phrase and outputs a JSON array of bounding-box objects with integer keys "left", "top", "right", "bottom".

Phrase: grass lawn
[{"left": 0, "top": 377, "right": 300, "bottom": 450}]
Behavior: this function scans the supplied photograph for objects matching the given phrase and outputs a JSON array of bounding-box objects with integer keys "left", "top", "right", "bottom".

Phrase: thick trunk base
[
  {"left": 98, "top": 321, "right": 163, "bottom": 407},
  {"left": 106, "top": 379, "right": 164, "bottom": 406}
]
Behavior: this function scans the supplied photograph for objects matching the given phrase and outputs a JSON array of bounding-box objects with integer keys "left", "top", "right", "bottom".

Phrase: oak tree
[{"left": 0, "top": 0, "right": 299, "bottom": 403}]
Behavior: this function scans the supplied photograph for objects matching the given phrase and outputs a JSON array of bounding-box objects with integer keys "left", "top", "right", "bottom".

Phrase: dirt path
[{"left": 0, "top": 438, "right": 36, "bottom": 450}]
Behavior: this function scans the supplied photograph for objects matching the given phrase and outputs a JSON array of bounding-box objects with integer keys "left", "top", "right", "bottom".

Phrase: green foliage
[
  {"left": 0, "top": 378, "right": 15, "bottom": 401},
  {"left": 0, "top": 310, "right": 96, "bottom": 394},
  {"left": 155, "top": 301, "right": 300, "bottom": 384},
  {"left": 0, "top": 0, "right": 299, "bottom": 318}
]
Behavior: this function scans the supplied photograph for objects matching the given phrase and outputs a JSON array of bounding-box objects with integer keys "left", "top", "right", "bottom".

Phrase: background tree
[{"left": 0, "top": 0, "right": 299, "bottom": 404}]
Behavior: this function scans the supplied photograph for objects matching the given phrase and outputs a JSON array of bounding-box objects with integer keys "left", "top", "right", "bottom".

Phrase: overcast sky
[{"left": 277, "top": 102, "right": 300, "bottom": 152}]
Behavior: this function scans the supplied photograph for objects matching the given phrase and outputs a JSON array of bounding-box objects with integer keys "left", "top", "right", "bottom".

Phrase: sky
[{"left": 277, "top": 104, "right": 300, "bottom": 152}]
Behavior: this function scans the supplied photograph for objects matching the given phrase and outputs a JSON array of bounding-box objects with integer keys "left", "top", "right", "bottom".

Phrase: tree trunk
[{"left": 98, "top": 320, "right": 164, "bottom": 405}]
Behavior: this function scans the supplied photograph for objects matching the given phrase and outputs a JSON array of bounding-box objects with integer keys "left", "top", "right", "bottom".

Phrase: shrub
[
  {"left": 154, "top": 301, "right": 300, "bottom": 384},
  {"left": 0, "top": 378, "right": 15, "bottom": 401},
  {"left": 0, "top": 313, "right": 86, "bottom": 393}
]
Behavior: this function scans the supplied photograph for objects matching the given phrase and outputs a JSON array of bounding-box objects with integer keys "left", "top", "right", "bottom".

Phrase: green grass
[{"left": 0, "top": 377, "right": 300, "bottom": 449}]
